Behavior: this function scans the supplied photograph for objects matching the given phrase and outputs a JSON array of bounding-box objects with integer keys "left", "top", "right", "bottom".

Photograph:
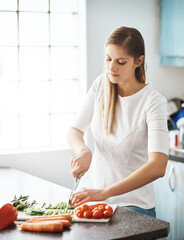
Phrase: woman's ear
[{"left": 135, "top": 55, "right": 144, "bottom": 67}]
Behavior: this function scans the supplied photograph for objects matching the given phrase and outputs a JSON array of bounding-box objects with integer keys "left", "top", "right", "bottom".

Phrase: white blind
[{"left": 0, "top": 0, "right": 86, "bottom": 151}]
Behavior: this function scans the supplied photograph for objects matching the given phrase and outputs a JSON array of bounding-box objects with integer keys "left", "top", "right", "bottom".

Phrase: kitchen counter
[
  {"left": 0, "top": 167, "right": 169, "bottom": 240},
  {"left": 169, "top": 149, "right": 184, "bottom": 163}
]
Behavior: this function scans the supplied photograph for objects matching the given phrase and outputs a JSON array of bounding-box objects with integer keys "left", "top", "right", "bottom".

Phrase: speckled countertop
[
  {"left": 0, "top": 168, "right": 169, "bottom": 240},
  {"left": 66, "top": 207, "right": 169, "bottom": 240}
]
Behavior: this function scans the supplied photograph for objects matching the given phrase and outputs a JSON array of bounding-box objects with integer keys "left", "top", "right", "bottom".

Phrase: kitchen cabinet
[
  {"left": 159, "top": 0, "right": 184, "bottom": 66},
  {"left": 154, "top": 159, "right": 184, "bottom": 240}
]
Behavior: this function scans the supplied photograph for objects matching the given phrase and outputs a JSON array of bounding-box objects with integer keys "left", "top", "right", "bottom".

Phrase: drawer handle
[{"left": 168, "top": 165, "right": 176, "bottom": 192}]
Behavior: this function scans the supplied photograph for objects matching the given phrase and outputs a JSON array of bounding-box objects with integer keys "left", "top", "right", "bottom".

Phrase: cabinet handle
[{"left": 168, "top": 165, "right": 176, "bottom": 192}]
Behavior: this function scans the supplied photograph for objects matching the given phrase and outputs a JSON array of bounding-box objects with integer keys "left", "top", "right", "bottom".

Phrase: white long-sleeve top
[{"left": 71, "top": 74, "right": 169, "bottom": 209}]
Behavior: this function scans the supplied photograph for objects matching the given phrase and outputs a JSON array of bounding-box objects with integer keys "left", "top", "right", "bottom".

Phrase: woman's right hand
[{"left": 71, "top": 148, "right": 92, "bottom": 179}]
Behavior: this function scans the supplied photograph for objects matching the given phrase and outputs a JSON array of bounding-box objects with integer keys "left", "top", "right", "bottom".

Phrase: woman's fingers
[
  {"left": 72, "top": 198, "right": 89, "bottom": 208},
  {"left": 70, "top": 149, "right": 92, "bottom": 178},
  {"left": 70, "top": 155, "right": 78, "bottom": 169},
  {"left": 70, "top": 189, "right": 90, "bottom": 207},
  {"left": 79, "top": 171, "right": 85, "bottom": 178},
  {"left": 70, "top": 188, "right": 107, "bottom": 208},
  {"left": 71, "top": 168, "right": 85, "bottom": 178}
]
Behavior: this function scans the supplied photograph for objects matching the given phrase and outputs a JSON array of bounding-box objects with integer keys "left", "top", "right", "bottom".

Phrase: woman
[{"left": 66, "top": 26, "right": 169, "bottom": 217}]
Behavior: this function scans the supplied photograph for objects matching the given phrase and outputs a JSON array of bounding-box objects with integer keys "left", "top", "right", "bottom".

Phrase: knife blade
[{"left": 68, "top": 173, "right": 80, "bottom": 205}]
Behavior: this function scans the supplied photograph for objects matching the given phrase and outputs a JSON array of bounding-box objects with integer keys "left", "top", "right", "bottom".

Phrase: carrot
[
  {"left": 28, "top": 219, "right": 71, "bottom": 228},
  {"left": 27, "top": 216, "right": 68, "bottom": 222},
  {"left": 20, "top": 220, "right": 63, "bottom": 232},
  {"left": 29, "top": 214, "right": 71, "bottom": 222}
]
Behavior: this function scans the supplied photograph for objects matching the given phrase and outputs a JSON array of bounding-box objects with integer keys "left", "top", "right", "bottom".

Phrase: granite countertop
[
  {"left": 169, "top": 148, "right": 184, "bottom": 163},
  {"left": 0, "top": 167, "right": 169, "bottom": 240}
]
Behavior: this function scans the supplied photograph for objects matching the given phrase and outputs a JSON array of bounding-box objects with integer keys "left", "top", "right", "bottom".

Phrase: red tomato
[
  {"left": 98, "top": 205, "right": 106, "bottom": 212},
  {"left": 92, "top": 210, "right": 103, "bottom": 219},
  {"left": 105, "top": 205, "right": 113, "bottom": 213},
  {"left": 81, "top": 204, "right": 89, "bottom": 212},
  {"left": 76, "top": 210, "right": 83, "bottom": 218},
  {"left": 92, "top": 207, "right": 99, "bottom": 212},
  {"left": 74, "top": 206, "right": 81, "bottom": 213},
  {"left": 89, "top": 204, "right": 107, "bottom": 210},
  {"left": 83, "top": 210, "right": 92, "bottom": 218},
  {"left": 103, "top": 210, "right": 113, "bottom": 219}
]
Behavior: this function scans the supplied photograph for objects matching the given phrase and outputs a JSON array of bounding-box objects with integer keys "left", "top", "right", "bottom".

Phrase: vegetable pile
[
  {"left": 74, "top": 203, "right": 113, "bottom": 219},
  {"left": 0, "top": 203, "right": 18, "bottom": 231},
  {"left": 18, "top": 214, "right": 72, "bottom": 232},
  {"left": 11, "top": 195, "right": 73, "bottom": 216}
]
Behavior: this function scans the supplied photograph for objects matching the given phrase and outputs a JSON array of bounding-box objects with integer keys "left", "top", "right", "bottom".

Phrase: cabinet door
[
  {"left": 160, "top": 0, "right": 184, "bottom": 66},
  {"left": 175, "top": 161, "right": 184, "bottom": 240},
  {"left": 154, "top": 160, "right": 177, "bottom": 240}
]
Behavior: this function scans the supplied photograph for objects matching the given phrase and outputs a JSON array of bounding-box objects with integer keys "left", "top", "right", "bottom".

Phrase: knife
[{"left": 68, "top": 173, "right": 80, "bottom": 205}]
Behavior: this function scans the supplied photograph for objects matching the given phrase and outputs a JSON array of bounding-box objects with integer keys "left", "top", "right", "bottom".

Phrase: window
[{"left": 0, "top": 0, "right": 86, "bottom": 152}]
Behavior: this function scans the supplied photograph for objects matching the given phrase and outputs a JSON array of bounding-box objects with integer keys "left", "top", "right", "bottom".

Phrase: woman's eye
[{"left": 118, "top": 61, "right": 126, "bottom": 65}]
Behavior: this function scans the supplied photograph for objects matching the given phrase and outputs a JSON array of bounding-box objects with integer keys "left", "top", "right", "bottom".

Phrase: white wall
[
  {"left": 86, "top": 0, "right": 184, "bottom": 99},
  {"left": 1, "top": 0, "right": 184, "bottom": 189},
  {"left": 0, "top": 149, "right": 74, "bottom": 189}
]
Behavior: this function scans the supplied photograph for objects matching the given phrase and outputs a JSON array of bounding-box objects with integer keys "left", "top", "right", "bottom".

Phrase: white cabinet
[{"left": 154, "top": 160, "right": 184, "bottom": 240}]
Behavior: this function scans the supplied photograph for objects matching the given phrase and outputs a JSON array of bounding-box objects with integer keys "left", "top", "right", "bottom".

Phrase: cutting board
[
  {"left": 17, "top": 204, "right": 117, "bottom": 223},
  {"left": 72, "top": 204, "right": 117, "bottom": 223}
]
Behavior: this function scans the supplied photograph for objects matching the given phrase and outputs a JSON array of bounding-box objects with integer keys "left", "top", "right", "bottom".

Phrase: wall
[
  {"left": 0, "top": 149, "right": 74, "bottom": 189},
  {"left": 86, "top": 0, "right": 184, "bottom": 99},
  {"left": 1, "top": 0, "right": 184, "bottom": 189}
]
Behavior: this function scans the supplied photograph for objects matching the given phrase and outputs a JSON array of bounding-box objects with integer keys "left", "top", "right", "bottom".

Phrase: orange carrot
[
  {"left": 27, "top": 216, "right": 68, "bottom": 222},
  {"left": 20, "top": 220, "right": 63, "bottom": 232},
  {"left": 28, "top": 219, "right": 71, "bottom": 228},
  {"left": 29, "top": 214, "right": 71, "bottom": 222}
]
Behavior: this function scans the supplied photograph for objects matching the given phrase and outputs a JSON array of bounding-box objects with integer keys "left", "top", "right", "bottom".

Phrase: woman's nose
[{"left": 109, "top": 61, "right": 116, "bottom": 72}]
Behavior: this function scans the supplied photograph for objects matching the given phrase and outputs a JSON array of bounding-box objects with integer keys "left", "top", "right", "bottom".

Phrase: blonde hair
[{"left": 100, "top": 26, "right": 146, "bottom": 135}]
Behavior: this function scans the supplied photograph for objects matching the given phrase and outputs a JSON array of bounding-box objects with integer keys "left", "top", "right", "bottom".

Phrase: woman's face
[{"left": 105, "top": 44, "right": 140, "bottom": 84}]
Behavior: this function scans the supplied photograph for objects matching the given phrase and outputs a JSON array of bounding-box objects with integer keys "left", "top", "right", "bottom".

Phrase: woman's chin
[{"left": 109, "top": 77, "right": 119, "bottom": 84}]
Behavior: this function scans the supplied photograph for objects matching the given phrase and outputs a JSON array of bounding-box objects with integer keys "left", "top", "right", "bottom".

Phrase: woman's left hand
[{"left": 70, "top": 188, "right": 109, "bottom": 208}]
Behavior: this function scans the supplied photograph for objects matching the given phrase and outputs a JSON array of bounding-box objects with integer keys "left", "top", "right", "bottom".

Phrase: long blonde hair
[{"left": 100, "top": 26, "right": 146, "bottom": 135}]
